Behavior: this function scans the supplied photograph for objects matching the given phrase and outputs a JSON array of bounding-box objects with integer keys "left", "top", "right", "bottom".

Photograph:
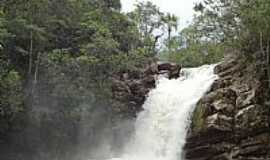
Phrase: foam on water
[{"left": 108, "top": 64, "right": 218, "bottom": 160}]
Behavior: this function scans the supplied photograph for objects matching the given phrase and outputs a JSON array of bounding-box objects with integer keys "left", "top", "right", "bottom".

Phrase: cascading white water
[{"left": 109, "top": 64, "right": 218, "bottom": 160}]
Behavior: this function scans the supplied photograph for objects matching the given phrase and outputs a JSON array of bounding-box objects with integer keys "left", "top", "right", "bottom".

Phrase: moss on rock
[{"left": 191, "top": 100, "right": 206, "bottom": 134}]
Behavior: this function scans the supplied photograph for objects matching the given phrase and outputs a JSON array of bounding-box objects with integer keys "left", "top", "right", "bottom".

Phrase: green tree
[
  {"left": 128, "top": 1, "right": 165, "bottom": 53},
  {"left": 162, "top": 13, "right": 178, "bottom": 50}
]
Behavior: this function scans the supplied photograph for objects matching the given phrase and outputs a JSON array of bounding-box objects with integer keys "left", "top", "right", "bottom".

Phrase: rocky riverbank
[
  {"left": 111, "top": 56, "right": 270, "bottom": 160},
  {"left": 185, "top": 56, "right": 270, "bottom": 160}
]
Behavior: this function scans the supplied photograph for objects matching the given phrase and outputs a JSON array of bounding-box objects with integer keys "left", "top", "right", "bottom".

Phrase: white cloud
[{"left": 120, "top": 0, "right": 201, "bottom": 29}]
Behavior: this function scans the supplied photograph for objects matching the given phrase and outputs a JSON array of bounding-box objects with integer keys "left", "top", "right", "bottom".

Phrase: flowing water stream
[{"left": 108, "top": 64, "right": 218, "bottom": 160}]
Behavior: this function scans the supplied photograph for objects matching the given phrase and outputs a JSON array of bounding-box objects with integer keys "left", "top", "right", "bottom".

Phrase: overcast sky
[{"left": 121, "top": 0, "right": 201, "bottom": 29}]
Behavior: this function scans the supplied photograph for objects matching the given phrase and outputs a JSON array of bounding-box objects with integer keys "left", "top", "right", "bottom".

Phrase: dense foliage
[
  {"left": 0, "top": 0, "right": 162, "bottom": 159},
  {"left": 161, "top": 0, "right": 270, "bottom": 68},
  {"left": 190, "top": 0, "right": 270, "bottom": 82},
  {"left": 160, "top": 23, "right": 225, "bottom": 67}
]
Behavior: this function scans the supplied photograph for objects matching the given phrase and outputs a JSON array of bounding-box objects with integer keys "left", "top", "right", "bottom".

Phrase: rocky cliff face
[
  {"left": 185, "top": 57, "right": 270, "bottom": 160},
  {"left": 111, "top": 61, "right": 181, "bottom": 118}
]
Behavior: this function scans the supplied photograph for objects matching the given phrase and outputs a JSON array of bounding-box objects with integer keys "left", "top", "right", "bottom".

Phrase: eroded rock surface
[{"left": 185, "top": 56, "right": 270, "bottom": 160}]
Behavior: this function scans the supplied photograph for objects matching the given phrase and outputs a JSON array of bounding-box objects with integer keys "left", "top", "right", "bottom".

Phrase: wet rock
[
  {"left": 186, "top": 56, "right": 270, "bottom": 160},
  {"left": 212, "top": 100, "right": 234, "bottom": 116},
  {"left": 157, "top": 62, "right": 181, "bottom": 79},
  {"left": 214, "top": 58, "right": 237, "bottom": 74},
  {"left": 235, "top": 90, "right": 255, "bottom": 109},
  {"left": 211, "top": 76, "right": 233, "bottom": 91},
  {"left": 206, "top": 113, "right": 233, "bottom": 132},
  {"left": 111, "top": 61, "right": 181, "bottom": 117}
]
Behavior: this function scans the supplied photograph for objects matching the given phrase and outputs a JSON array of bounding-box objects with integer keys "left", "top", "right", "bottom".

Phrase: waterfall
[{"left": 109, "top": 64, "right": 218, "bottom": 160}]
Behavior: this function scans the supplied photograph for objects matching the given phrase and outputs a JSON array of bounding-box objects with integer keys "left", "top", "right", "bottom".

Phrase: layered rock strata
[{"left": 185, "top": 57, "right": 270, "bottom": 160}]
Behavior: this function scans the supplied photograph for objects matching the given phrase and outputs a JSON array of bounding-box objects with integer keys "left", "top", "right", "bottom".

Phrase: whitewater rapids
[{"left": 109, "top": 64, "right": 218, "bottom": 160}]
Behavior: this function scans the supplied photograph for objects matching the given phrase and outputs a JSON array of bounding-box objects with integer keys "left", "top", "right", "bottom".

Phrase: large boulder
[{"left": 157, "top": 62, "right": 181, "bottom": 79}]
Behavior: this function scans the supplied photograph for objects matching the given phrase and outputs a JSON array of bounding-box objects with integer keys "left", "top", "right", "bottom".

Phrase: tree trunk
[
  {"left": 30, "top": 52, "right": 41, "bottom": 97},
  {"left": 28, "top": 30, "right": 33, "bottom": 76},
  {"left": 266, "top": 40, "right": 269, "bottom": 64},
  {"left": 266, "top": 39, "right": 270, "bottom": 88},
  {"left": 168, "top": 27, "right": 172, "bottom": 52},
  {"left": 168, "top": 28, "right": 171, "bottom": 42},
  {"left": 34, "top": 52, "right": 41, "bottom": 86},
  {"left": 260, "top": 31, "right": 265, "bottom": 61},
  {"left": 152, "top": 34, "right": 163, "bottom": 54}
]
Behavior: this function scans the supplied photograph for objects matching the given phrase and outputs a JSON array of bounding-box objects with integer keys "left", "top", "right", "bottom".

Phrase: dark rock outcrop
[
  {"left": 111, "top": 61, "right": 181, "bottom": 117},
  {"left": 158, "top": 62, "right": 182, "bottom": 79},
  {"left": 185, "top": 56, "right": 270, "bottom": 160}
]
